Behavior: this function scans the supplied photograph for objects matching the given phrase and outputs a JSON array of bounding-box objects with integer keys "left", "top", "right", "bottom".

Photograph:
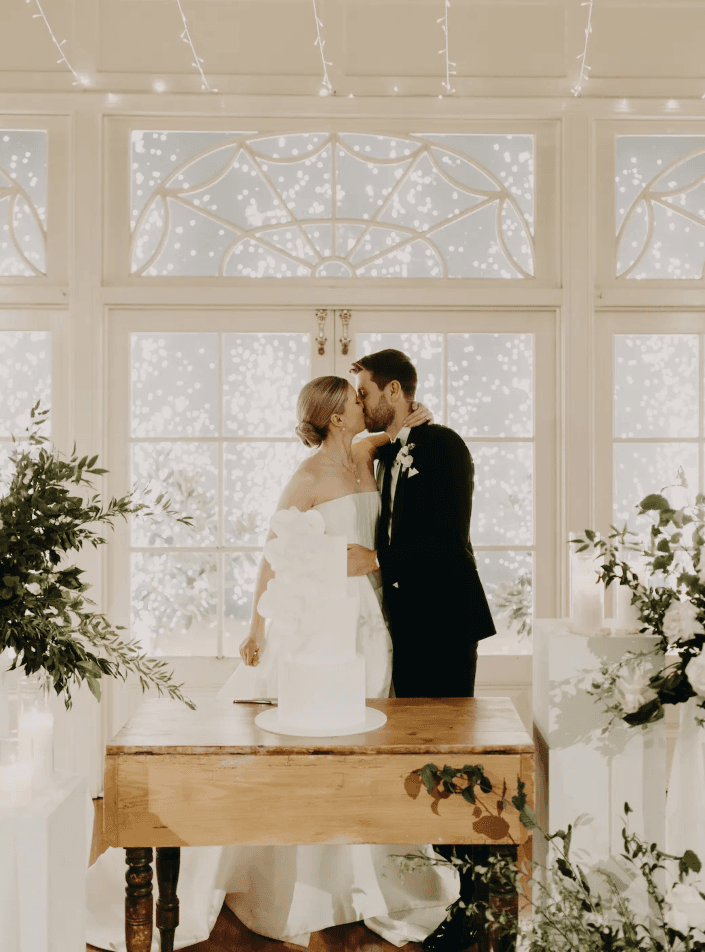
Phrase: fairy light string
[
  {"left": 173, "top": 0, "right": 218, "bottom": 93},
  {"left": 311, "top": 0, "right": 333, "bottom": 94},
  {"left": 26, "top": 0, "right": 84, "bottom": 86},
  {"left": 438, "top": 0, "right": 456, "bottom": 96},
  {"left": 571, "top": 0, "right": 594, "bottom": 97}
]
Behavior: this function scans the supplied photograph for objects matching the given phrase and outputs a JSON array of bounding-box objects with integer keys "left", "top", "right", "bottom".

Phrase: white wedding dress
[{"left": 86, "top": 492, "right": 458, "bottom": 951}]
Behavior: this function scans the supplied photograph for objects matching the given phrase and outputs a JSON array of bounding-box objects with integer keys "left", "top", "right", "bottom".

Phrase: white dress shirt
[{"left": 380, "top": 426, "right": 411, "bottom": 542}]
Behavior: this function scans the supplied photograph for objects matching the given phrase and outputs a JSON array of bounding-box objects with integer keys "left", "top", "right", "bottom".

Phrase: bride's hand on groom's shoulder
[
  {"left": 403, "top": 402, "right": 433, "bottom": 429},
  {"left": 347, "top": 544, "right": 379, "bottom": 577},
  {"left": 240, "top": 631, "right": 265, "bottom": 666}
]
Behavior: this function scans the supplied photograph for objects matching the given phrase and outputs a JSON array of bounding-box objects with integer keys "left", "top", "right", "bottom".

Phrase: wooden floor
[{"left": 86, "top": 797, "right": 432, "bottom": 952}]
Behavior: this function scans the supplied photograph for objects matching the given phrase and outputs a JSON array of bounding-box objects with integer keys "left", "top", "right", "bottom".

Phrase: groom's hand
[{"left": 347, "top": 544, "right": 379, "bottom": 577}]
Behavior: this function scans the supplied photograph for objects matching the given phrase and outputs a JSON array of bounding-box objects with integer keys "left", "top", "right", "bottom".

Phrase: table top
[{"left": 107, "top": 696, "right": 534, "bottom": 757}]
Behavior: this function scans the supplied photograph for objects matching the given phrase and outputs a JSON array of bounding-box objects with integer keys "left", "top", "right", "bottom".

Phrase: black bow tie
[{"left": 377, "top": 440, "right": 401, "bottom": 465}]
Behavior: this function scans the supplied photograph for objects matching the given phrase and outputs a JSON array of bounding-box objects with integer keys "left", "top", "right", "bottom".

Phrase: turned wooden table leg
[
  {"left": 156, "top": 846, "right": 181, "bottom": 952},
  {"left": 125, "top": 847, "right": 153, "bottom": 952}
]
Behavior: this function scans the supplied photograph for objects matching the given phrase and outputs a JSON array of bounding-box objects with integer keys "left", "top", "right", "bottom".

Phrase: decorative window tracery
[
  {"left": 130, "top": 131, "right": 534, "bottom": 279},
  {"left": 0, "top": 131, "right": 47, "bottom": 277},
  {"left": 616, "top": 136, "right": 705, "bottom": 280}
]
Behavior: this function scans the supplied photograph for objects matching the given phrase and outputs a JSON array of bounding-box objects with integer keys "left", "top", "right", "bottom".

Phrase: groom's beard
[{"left": 364, "top": 397, "right": 395, "bottom": 433}]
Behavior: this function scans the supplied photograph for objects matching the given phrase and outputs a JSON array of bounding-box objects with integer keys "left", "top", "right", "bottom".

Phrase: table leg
[
  {"left": 125, "top": 847, "right": 153, "bottom": 952},
  {"left": 487, "top": 845, "right": 518, "bottom": 952},
  {"left": 156, "top": 846, "right": 181, "bottom": 952}
]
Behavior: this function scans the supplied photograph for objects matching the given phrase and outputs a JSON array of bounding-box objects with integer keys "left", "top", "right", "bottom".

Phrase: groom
[{"left": 350, "top": 348, "right": 496, "bottom": 952}]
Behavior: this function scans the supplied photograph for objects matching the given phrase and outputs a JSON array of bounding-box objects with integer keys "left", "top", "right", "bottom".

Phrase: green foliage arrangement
[
  {"left": 572, "top": 491, "right": 705, "bottom": 729},
  {"left": 0, "top": 405, "right": 195, "bottom": 709},
  {"left": 492, "top": 570, "right": 533, "bottom": 641},
  {"left": 407, "top": 764, "right": 705, "bottom": 952}
]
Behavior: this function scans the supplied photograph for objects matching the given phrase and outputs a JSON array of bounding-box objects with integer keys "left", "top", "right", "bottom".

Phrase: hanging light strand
[
  {"left": 311, "top": 0, "right": 333, "bottom": 94},
  {"left": 437, "top": 0, "right": 456, "bottom": 96},
  {"left": 26, "top": 0, "right": 84, "bottom": 86},
  {"left": 571, "top": 0, "right": 594, "bottom": 97},
  {"left": 173, "top": 0, "right": 218, "bottom": 92}
]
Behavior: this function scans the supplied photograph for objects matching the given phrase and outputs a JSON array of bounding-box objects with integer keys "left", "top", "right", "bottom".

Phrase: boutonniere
[{"left": 397, "top": 443, "right": 419, "bottom": 477}]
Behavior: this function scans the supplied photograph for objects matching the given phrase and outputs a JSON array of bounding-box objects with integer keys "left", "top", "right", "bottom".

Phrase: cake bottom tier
[{"left": 277, "top": 654, "right": 366, "bottom": 733}]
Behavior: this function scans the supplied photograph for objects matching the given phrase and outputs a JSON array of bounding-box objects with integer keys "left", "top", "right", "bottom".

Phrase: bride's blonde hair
[{"left": 295, "top": 376, "right": 349, "bottom": 448}]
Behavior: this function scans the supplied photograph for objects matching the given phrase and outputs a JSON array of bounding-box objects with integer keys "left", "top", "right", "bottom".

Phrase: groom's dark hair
[{"left": 351, "top": 349, "right": 417, "bottom": 399}]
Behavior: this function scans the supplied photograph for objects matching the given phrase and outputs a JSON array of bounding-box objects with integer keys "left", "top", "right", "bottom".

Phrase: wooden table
[{"left": 103, "top": 696, "right": 534, "bottom": 952}]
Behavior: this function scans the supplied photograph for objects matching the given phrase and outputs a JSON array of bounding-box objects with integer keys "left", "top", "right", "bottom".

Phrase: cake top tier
[{"left": 257, "top": 507, "right": 348, "bottom": 638}]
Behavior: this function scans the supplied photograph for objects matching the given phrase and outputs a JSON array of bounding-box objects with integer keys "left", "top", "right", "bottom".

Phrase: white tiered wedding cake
[{"left": 254, "top": 506, "right": 387, "bottom": 737}]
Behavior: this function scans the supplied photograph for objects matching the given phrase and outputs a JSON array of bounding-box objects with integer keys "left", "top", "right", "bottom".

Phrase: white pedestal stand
[
  {"left": 533, "top": 619, "right": 666, "bottom": 872},
  {"left": 0, "top": 771, "right": 87, "bottom": 952}
]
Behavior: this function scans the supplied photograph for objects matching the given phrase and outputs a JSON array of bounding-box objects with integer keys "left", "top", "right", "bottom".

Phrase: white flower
[
  {"left": 665, "top": 881, "right": 705, "bottom": 936},
  {"left": 686, "top": 649, "right": 705, "bottom": 697},
  {"left": 408, "top": 467, "right": 419, "bottom": 478},
  {"left": 662, "top": 599, "right": 705, "bottom": 645},
  {"left": 398, "top": 444, "right": 415, "bottom": 472},
  {"left": 26, "top": 582, "right": 41, "bottom": 596},
  {"left": 614, "top": 665, "right": 655, "bottom": 714}
]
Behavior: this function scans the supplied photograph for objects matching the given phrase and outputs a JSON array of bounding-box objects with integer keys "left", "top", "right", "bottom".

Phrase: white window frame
[
  {"left": 104, "top": 116, "right": 560, "bottom": 291},
  {"left": 0, "top": 116, "right": 69, "bottom": 290}
]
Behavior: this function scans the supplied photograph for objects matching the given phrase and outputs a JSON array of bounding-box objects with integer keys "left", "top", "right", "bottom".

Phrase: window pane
[
  {"left": 355, "top": 333, "right": 444, "bottom": 419},
  {"left": 448, "top": 333, "right": 533, "bottom": 437},
  {"left": 223, "top": 442, "right": 308, "bottom": 547},
  {"left": 476, "top": 550, "right": 533, "bottom": 656},
  {"left": 131, "top": 443, "right": 218, "bottom": 547},
  {"left": 616, "top": 136, "right": 705, "bottom": 280},
  {"left": 613, "top": 442, "right": 697, "bottom": 533},
  {"left": 131, "top": 333, "right": 218, "bottom": 437},
  {"left": 470, "top": 443, "right": 533, "bottom": 546},
  {"left": 614, "top": 334, "right": 698, "bottom": 438},
  {"left": 0, "top": 331, "right": 51, "bottom": 436},
  {"left": 131, "top": 552, "right": 218, "bottom": 655},
  {"left": 0, "top": 130, "right": 47, "bottom": 276},
  {"left": 131, "top": 131, "right": 534, "bottom": 279},
  {"left": 224, "top": 552, "right": 260, "bottom": 657},
  {"left": 223, "top": 333, "right": 310, "bottom": 438}
]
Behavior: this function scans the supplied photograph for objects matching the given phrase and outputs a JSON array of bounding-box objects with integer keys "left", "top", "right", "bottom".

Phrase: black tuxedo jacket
[{"left": 376, "top": 422, "right": 496, "bottom": 696}]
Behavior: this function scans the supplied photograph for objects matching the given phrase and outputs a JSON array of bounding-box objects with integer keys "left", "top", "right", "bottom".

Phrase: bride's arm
[{"left": 240, "top": 469, "right": 317, "bottom": 666}]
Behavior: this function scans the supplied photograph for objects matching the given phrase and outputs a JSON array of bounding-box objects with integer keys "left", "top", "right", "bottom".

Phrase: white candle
[
  {"left": 615, "top": 584, "right": 641, "bottom": 633},
  {"left": 18, "top": 710, "right": 54, "bottom": 790},
  {"left": 0, "top": 760, "right": 33, "bottom": 807},
  {"left": 570, "top": 553, "right": 604, "bottom": 634}
]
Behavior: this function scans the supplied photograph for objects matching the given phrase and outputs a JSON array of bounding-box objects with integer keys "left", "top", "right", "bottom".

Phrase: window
[
  {"left": 128, "top": 330, "right": 311, "bottom": 656},
  {"left": 129, "top": 131, "right": 534, "bottom": 279},
  {"left": 0, "top": 330, "right": 51, "bottom": 485},
  {"left": 0, "top": 130, "right": 47, "bottom": 277},
  {"left": 616, "top": 136, "right": 705, "bottom": 280},
  {"left": 612, "top": 332, "right": 700, "bottom": 531}
]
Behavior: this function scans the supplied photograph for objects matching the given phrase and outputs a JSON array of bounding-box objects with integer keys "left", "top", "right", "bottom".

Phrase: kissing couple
[{"left": 86, "top": 348, "right": 496, "bottom": 952}]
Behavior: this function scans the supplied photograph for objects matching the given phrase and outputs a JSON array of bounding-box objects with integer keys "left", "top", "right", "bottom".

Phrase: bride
[{"left": 85, "top": 376, "right": 459, "bottom": 952}]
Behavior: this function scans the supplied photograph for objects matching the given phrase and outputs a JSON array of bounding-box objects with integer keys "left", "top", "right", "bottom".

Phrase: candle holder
[
  {"left": 18, "top": 672, "right": 54, "bottom": 791},
  {"left": 569, "top": 541, "right": 604, "bottom": 635}
]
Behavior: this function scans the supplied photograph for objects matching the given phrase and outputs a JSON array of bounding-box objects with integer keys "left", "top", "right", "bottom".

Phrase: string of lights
[
  {"left": 26, "top": 0, "right": 84, "bottom": 86},
  {"left": 311, "top": 0, "right": 333, "bottom": 95},
  {"left": 571, "top": 0, "right": 594, "bottom": 97},
  {"left": 173, "top": 0, "right": 218, "bottom": 93},
  {"left": 437, "top": 0, "right": 456, "bottom": 96}
]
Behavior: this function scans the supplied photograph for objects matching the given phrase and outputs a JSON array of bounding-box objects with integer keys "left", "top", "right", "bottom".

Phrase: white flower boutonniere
[{"left": 397, "top": 443, "right": 417, "bottom": 476}]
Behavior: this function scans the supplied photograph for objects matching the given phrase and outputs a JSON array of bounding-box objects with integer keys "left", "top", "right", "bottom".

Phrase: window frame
[{"left": 104, "top": 116, "right": 560, "bottom": 290}]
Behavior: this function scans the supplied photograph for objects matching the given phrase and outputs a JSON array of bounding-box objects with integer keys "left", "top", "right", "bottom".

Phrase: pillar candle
[{"left": 17, "top": 710, "right": 54, "bottom": 790}]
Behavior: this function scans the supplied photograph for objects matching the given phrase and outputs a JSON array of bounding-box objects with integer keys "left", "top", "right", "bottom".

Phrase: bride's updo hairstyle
[{"left": 295, "top": 376, "right": 349, "bottom": 448}]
